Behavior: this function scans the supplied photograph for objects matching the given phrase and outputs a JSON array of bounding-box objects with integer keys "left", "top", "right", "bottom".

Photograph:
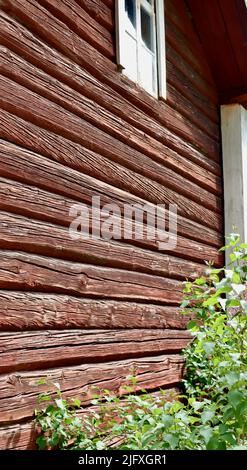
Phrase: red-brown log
[
  {"left": 0, "top": 291, "right": 189, "bottom": 331},
  {"left": 0, "top": 389, "right": 178, "bottom": 449},
  {"left": 0, "top": 329, "right": 191, "bottom": 373},
  {"left": 0, "top": 138, "right": 224, "bottom": 251},
  {"left": 0, "top": 355, "right": 184, "bottom": 423},
  {"left": 0, "top": 250, "right": 183, "bottom": 304},
  {"left": 0, "top": 11, "right": 221, "bottom": 173},
  {"left": 0, "top": 46, "right": 222, "bottom": 201},
  {"left": 0, "top": 76, "right": 223, "bottom": 229},
  {"left": 0, "top": 210, "right": 223, "bottom": 269},
  {"left": 0, "top": 176, "right": 220, "bottom": 275},
  {"left": 0, "top": 4, "right": 219, "bottom": 161}
]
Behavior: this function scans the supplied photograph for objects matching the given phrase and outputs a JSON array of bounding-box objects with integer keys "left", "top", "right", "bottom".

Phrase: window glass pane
[
  {"left": 141, "top": 6, "right": 152, "bottom": 50},
  {"left": 125, "top": 0, "right": 136, "bottom": 28}
]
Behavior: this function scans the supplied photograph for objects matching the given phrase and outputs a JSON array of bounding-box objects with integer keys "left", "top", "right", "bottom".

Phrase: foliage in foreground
[{"left": 35, "top": 234, "right": 247, "bottom": 450}]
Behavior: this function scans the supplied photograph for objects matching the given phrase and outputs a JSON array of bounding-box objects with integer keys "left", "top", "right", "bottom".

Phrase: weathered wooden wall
[{"left": 0, "top": 0, "right": 223, "bottom": 448}]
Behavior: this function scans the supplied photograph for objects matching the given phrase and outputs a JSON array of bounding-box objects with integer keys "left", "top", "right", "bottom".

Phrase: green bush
[{"left": 35, "top": 234, "right": 247, "bottom": 450}]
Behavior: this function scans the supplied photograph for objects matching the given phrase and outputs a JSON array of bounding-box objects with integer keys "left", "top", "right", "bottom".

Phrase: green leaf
[
  {"left": 36, "top": 436, "right": 47, "bottom": 450},
  {"left": 215, "top": 286, "right": 232, "bottom": 295},
  {"left": 164, "top": 433, "right": 179, "bottom": 449},
  {"left": 202, "top": 342, "right": 215, "bottom": 355},
  {"left": 181, "top": 300, "right": 190, "bottom": 308},
  {"left": 239, "top": 243, "right": 247, "bottom": 249},
  {"left": 194, "top": 277, "right": 206, "bottom": 286},
  {"left": 37, "top": 394, "right": 51, "bottom": 403},
  {"left": 232, "top": 284, "right": 246, "bottom": 295},
  {"left": 228, "top": 390, "right": 243, "bottom": 410},
  {"left": 201, "top": 409, "right": 215, "bottom": 424},
  {"left": 222, "top": 432, "right": 236, "bottom": 445},
  {"left": 207, "top": 437, "right": 226, "bottom": 450},
  {"left": 55, "top": 398, "right": 66, "bottom": 410},
  {"left": 187, "top": 320, "right": 197, "bottom": 330},
  {"left": 72, "top": 399, "right": 81, "bottom": 408},
  {"left": 227, "top": 299, "right": 241, "bottom": 308},
  {"left": 191, "top": 401, "right": 205, "bottom": 411},
  {"left": 36, "top": 378, "right": 47, "bottom": 385},
  {"left": 224, "top": 372, "right": 240, "bottom": 387},
  {"left": 199, "top": 426, "right": 213, "bottom": 444},
  {"left": 202, "top": 297, "right": 219, "bottom": 307},
  {"left": 49, "top": 433, "right": 60, "bottom": 447}
]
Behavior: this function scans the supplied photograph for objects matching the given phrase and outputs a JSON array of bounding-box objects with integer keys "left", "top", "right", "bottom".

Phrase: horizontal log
[
  {"left": 166, "top": 81, "right": 219, "bottom": 141},
  {"left": 102, "top": 0, "right": 112, "bottom": 8},
  {"left": 0, "top": 209, "right": 223, "bottom": 274},
  {"left": 0, "top": 12, "right": 221, "bottom": 175},
  {"left": 0, "top": 84, "right": 223, "bottom": 225},
  {"left": 0, "top": 354, "right": 184, "bottom": 423},
  {"left": 0, "top": 176, "right": 217, "bottom": 276},
  {"left": 39, "top": 0, "right": 114, "bottom": 59},
  {"left": 166, "top": 19, "right": 216, "bottom": 97},
  {"left": 42, "top": 0, "right": 218, "bottom": 107},
  {"left": 0, "top": 139, "right": 222, "bottom": 252},
  {"left": 100, "top": 0, "right": 218, "bottom": 110},
  {"left": 166, "top": 0, "right": 213, "bottom": 72},
  {"left": 0, "top": 250, "right": 182, "bottom": 304},
  {"left": 0, "top": 291, "right": 190, "bottom": 330},
  {"left": 0, "top": 47, "right": 222, "bottom": 202},
  {"left": 0, "top": 389, "right": 178, "bottom": 449},
  {"left": 74, "top": 0, "right": 114, "bottom": 32},
  {"left": 0, "top": 6, "right": 219, "bottom": 161},
  {"left": 167, "top": 22, "right": 217, "bottom": 106},
  {"left": 0, "top": 117, "right": 223, "bottom": 245},
  {"left": 0, "top": 421, "right": 36, "bottom": 449},
  {"left": 166, "top": 57, "right": 218, "bottom": 127},
  {"left": 0, "top": 142, "right": 224, "bottom": 261},
  {"left": 0, "top": 329, "right": 191, "bottom": 373},
  {"left": 0, "top": 77, "right": 223, "bottom": 228},
  {"left": 70, "top": 0, "right": 217, "bottom": 104}
]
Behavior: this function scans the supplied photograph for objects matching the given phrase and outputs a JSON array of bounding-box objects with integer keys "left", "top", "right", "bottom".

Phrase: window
[{"left": 116, "top": 0, "right": 166, "bottom": 99}]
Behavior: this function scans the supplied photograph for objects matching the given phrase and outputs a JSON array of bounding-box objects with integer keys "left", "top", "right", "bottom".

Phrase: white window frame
[{"left": 116, "top": 0, "right": 166, "bottom": 99}]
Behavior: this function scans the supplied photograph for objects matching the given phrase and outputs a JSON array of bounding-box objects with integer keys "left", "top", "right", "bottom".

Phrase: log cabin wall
[{"left": 0, "top": 0, "right": 223, "bottom": 449}]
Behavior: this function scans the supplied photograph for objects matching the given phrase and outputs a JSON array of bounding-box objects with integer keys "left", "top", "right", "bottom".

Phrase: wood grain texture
[
  {"left": 42, "top": 0, "right": 217, "bottom": 104},
  {"left": 0, "top": 12, "right": 221, "bottom": 175},
  {"left": 0, "top": 139, "right": 223, "bottom": 254},
  {"left": 0, "top": 421, "right": 36, "bottom": 450},
  {"left": 0, "top": 329, "right": 191, "bottom": 373},
  {"left": 0, "top": 109, "right": 222, "bottom": 213},
  {"left": 0, "top": 210, "right": 223, "bottom": 269},
  {"left": 0, "top": 355, "right": 184, "bottom": 423},
  {"left": 0, "top": 77, "right": 223, "bottom": 229},
  {"left": 166, "top": 58, "right": 219, "bottom": 128},
  {"left": 188, "top": 0, "right": 247, "bottom": 101},
  {"left": 50, "top": 0, "right": 217, "bottom": 103},
  {"left": 165, "top": 0, "right": 214, "bottom": 80},
  {"left": 0, "top": 389, "right": 179, "bottom": 449},
  {"left": 38, "top": 0, "right": 114, "bottom": 59},
  {"left": 166, "top": 80, "right": 219, "bottom": 140},
  {"left": 0, "top": 0, "right": 224, "bottom": 446},
  {"left": 0, "top": 250, "right": 183, "bottom": 304},
  {"left": 74, "top": 0, "right": 114, "bottom": 32},
  {"left": 0, "top": 47, "right": 222, "bottom": 200},
  {"left": 0, "top": 292, "right": 189, "bottom": 331},
  {"left": 0, "top": 176, "right": 219, "bottom": 274},
  {"left": 166, "top": 18, "right": 217, "bottom": 99},
  {"left": 0, "top": 4, "right": 220, "bottom": 161}
]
